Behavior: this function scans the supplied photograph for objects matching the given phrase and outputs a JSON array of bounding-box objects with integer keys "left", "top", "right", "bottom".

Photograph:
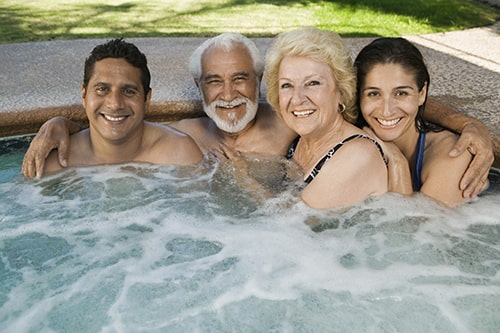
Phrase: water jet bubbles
[{"left": 1, "top": 140, "right": 500, "bottom": 332}]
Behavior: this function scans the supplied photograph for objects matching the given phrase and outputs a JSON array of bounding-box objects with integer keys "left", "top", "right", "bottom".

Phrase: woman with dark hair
[{"left": 355, "top": 37, "right": 476, "bottom": 207}]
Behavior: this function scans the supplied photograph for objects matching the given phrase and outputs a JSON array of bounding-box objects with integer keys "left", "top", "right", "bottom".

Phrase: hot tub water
[{"left": 0, "top": 136, "right": 499, "bottom": 332}]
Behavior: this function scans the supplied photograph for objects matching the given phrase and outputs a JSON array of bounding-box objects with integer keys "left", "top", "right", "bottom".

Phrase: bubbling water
[{"left": 0, "top": 137, "right": 499, "bottom": 332}]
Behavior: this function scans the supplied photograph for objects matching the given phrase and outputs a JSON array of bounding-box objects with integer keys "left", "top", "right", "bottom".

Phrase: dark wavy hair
[
  {"left": 83, "top": 38, "right": 151, "bottom": 100},
  {"left": 354, "top": 37, "right": 438, "bottom": 132}
]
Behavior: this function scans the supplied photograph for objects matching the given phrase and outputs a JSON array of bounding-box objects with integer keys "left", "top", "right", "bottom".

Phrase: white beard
[{"left": 203, "top": 97, "right": 258, "bottom": 134}]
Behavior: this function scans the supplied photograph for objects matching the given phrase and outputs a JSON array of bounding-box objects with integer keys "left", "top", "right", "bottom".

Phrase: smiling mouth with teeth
[
  {"left": 292, "top": 110, "right": 315, "bottom": 117},
  {"left": 217, "top": 103, "right": 245, "bottom": 111},
  {"left": 376, "top": 118, "right": 401, "bottom": 126},
  {"left": 102, "top": 114, "right": 127, "bottom": 122}
]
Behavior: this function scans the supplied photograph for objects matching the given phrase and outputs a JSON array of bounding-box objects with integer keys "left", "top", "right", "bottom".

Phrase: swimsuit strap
[
  {"left": 413, "top": 131, "right": 426, "bottom": 191},
  {"left": 287, "top": 134, "right": 386, "bottom": 184},
  {"left": 286, "top": 136, "right": 300, "bottom": 160}
]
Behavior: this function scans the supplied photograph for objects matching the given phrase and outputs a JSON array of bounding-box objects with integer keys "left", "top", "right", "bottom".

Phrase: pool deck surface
[{"left": 1, "top": 23, "right": 499, "bottom": 167}]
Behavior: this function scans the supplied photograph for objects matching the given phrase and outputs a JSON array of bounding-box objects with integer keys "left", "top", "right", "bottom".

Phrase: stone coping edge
[
  {"left": 1, "top": 101, "right": 499, "bottom": 168},
  {"left": 0, "top": 101, "right": 205, "bottom": 138}
]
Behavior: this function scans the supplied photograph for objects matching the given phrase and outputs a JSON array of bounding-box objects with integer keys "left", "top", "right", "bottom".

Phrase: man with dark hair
[{"left": 42, "top": 39, "right": 202, "bottom": 176}]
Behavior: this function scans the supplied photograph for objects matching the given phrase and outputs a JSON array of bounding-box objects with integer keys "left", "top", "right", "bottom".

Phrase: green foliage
[{"left": 0, "top": 0, "right": 498, "bottom": 43}]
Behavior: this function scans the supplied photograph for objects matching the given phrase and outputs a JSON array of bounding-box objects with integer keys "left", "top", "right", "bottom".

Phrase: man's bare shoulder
[
  {"left": 168, "top": 117, "right": 222, "bottom": 153},
  {"left": 144, "top": 121, "right": 193, "bottom": 141},
  {"left": 170, "top": 117, "right": 211, "bottom": 133},
  {"left": 47, "top": 129, "right": 91, "bottom": 171},
  {"left": 144, "top": 121, "right": 202, "bottom": 164}
]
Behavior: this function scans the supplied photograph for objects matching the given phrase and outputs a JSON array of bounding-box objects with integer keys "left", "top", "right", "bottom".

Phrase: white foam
[{"left": 1, "top": 161, "right": 499, "bottom": 332}]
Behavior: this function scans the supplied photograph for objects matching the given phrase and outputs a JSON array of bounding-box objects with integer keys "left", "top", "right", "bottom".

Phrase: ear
[
  {"left": 145, "top": 88, "right": 152, "bottom": 109},
  {"left": 81, "top": 84, "right": 87, "bottom": 108},
  {"left": 337, "top": 89, "right": 344, "bottom": 105},
  {"left": 418, "top": 81, "right": 428, "bottom": 106}
]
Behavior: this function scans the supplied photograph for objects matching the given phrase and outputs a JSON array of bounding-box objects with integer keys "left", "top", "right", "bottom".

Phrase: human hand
[
  {"left": 449, "top": 122, "right": 493, "bottom": 198},
  {"left": 21, "top": 117, "right": 74, "bottom": 178},
  {"left": 217, "top": 143, "right": 250, "bottom": 175}
]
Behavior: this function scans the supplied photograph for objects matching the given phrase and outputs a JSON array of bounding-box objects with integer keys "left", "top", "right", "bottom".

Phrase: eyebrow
[
  {"left": 93, "top": 81, "right": 109, "bottom": 87},
  {"left": 279, "top": 73, "right": 324, "bottom": 81},
  {"left": 362, "top": 85, "right": 415, "bottom": 91},
  {"left": 203, "top": 71, "right": 250, "bottom": 81},
  {"left": 394, "top": 85, "right": 415, "bottom": 90},
  {"left": 202, "top": 74, "right": 221, "bottom": 81},
  {"left": 92, "top": 82, "right": 141, "bottom": 92},
  {"left": 121, "top": 83, "right": 140, "bottom": 90}
]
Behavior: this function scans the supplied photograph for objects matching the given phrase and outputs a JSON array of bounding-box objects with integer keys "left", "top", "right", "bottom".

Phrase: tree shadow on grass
[
  {"left": 0, "top": 2, "right": 141, "bottom": 43},
  {"left": 0, "top": 0, "right": 498, "bottom": 43},
  {"left": 0, "top": 6, "right": 30, "bottom": 43},
  {"left": 234, "top": 0, "right": 498, "bottom": 30}
]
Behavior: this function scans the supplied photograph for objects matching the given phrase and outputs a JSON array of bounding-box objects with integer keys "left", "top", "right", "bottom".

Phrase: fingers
[
  {"left": 453, "top": 125, "right": 494, "bottom": 198},
  {"left": 463, "top": 176, "right": 489, "bottom": 199},
  {"left": 218, "top": 143, "right": 240, "bottom": 160},
  {"left": 460, "top": 154, "right": 492, "bottom": 198},
  {"left": 21, "top": 149, "right": 36, "bottom": 178},
  {"left": 21, "top": 138, "right": 46, "bottom": 179},
  {"left": 57, "top": 139, "right": 70, "bottom": 167},
  {"left": 34, "top": 154, "right": 48, "bottom": 179},
  {"left": 449, "top": 135, "right": 469, "bottom": 157}
]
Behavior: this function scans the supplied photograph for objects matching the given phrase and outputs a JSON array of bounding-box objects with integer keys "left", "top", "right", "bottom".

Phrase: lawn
[{"left": 0, "top": 0, "right": 499, "bottom": 43}]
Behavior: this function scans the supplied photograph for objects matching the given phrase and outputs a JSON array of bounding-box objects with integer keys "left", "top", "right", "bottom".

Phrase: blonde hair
[{"left": 265, "top": 27, "right": 357, "bottom": 124}]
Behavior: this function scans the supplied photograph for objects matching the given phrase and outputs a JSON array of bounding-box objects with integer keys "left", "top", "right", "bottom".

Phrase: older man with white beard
[{"left": 171, "top": 32, "right": 296, "bottom": 156}]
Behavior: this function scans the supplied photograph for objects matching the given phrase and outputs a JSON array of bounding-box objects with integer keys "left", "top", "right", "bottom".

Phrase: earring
[{"left": 338, "top": 103, "right": 346, "bottom": 113}]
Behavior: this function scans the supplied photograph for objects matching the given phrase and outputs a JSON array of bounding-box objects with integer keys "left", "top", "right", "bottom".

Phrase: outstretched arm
[
  {"left": 425, "top": 98, "right": 493, "bottom": 198},
  {"left": 22, "top": 117, "right": 85, "bottom": 178}
]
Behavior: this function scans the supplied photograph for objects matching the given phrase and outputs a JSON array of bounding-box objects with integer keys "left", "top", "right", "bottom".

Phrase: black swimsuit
[
  {"left": 286, "top": 134, "right": 387, "bottom": 184},
  {"left": 413, "top": 131, "right": 426, "bottom": 191}
]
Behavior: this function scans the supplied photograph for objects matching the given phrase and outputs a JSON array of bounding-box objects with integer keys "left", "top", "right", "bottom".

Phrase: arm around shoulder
[
  {"left": 420, "top": 134, "right": 474, "bottom": 207},
  {"left": 424, "top": 99, "right": 493, "bottom": 198},
  {"left": 21, "top": 116, "right": 85, "bottom": 178}
]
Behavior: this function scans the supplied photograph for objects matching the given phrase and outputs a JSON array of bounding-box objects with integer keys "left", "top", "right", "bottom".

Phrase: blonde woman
[{"left": 265, "top": 27, "right": 388, "bottom": 209}]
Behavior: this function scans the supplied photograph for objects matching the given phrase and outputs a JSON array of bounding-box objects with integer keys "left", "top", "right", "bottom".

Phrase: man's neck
[{"left": 88, "top": 130, "right": 144, "bottom": 164}]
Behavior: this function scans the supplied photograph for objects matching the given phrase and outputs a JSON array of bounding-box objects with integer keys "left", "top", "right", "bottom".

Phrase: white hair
[{"left": 188, "top": 33, "right": 264, "bottom": 80}]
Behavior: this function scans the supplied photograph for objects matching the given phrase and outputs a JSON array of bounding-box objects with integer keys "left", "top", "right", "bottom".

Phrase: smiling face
[
  {"left": 278, "top": 56, "right": 342, "bottom": 138},
  {"left": 359, "top": 63, "right": 426, "bottom": 144},
  {"left": 82, "top": 58, "right": 150, "bottom": 143},
  {"left": 198, "top": 44, "right": 259, "bottom": 134}
]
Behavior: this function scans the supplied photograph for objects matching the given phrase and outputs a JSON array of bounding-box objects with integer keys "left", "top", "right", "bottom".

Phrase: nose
[
  {"left": 221, "top": 81, "right": 236, "bottom": 101},
  {"left": 106, "top": 89, "right": 125, "bottom": 111},
  {"left": 382, "top": 96, "right": 395, "bottom": 117},
  {"left": 291, "top": 86, "right": 306, "bottom": 105}
]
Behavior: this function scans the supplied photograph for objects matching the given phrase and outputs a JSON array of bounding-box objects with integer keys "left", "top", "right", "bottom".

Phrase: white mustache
[{"left": 214, "top": 98, "right": 247, "bottom": 108}]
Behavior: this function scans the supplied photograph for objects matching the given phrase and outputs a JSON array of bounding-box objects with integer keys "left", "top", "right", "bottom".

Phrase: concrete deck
[{"left": 1, "top": 24, "right": 499, "bottom": 166}]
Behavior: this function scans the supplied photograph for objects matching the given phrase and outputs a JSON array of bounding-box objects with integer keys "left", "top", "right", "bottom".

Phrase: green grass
[{"left": 1, "top": 0, "right": 499, "bottom": 44}]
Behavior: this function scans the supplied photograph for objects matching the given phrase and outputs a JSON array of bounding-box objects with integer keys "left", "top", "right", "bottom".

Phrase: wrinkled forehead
[{"left": 201, "top": 43, "right": 254, "bottom": 77}]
